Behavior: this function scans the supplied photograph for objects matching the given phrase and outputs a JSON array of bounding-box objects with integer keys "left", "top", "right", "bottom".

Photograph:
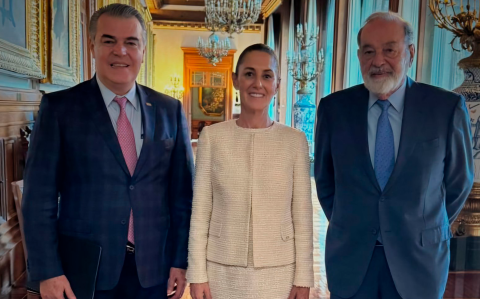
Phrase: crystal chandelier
[
  {"left": 197, "top": 33, "right": 231, "bottom": 66},
  {"left": 164, "top": 74, "right": 184, "bottom": 100},
  {"left": 287, "top": 23, "right": 324, "bottom": 94},
  {"left": 205, "top": 0, "right": 262, "bottom": 38}
]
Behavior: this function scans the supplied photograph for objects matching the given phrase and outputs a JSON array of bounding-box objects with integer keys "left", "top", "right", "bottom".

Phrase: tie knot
[
  {"left": 376, "top": 100, "right": 391, "bottom": 112},
  {"left": 114, "top": 96, "right": 128, "bottom": 110}
]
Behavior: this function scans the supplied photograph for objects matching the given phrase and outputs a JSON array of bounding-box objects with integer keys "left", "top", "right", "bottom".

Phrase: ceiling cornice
[
  {"left": 261, "top": 0, "right": 282, "bottom": 18},
  {"left": 153, "top": 21, "right": 262, "bottom": 33}
]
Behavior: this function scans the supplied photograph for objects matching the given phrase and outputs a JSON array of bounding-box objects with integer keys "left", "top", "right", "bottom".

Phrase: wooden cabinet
[
  {"left": 0, "top": 86, "right": 38, "bottom": 298},
  {"left": 182, "top": 48, "right": 236, "bottom": 139}
]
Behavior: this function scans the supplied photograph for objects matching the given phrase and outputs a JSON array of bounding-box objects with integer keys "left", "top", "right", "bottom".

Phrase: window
[
  {"left": 418, "top": 3, "right": 469, "bottom": 90},
  {"left": 344, "top": 0, "right": 390, "bottom": 88},
  {"left": 320, "top": 0, "right": 336, "bottom": 98},
  {"left": 399, "top": 0, "right": 420, "bottom": 79}
]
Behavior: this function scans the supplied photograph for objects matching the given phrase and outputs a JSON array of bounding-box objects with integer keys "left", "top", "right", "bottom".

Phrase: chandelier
[
  {"left": 287, "top": 23, "right": 324, "bottom": 94},
  {"left": 288, "top": 23, "right": 324, "bottom": 162},
  {"left": 205, "top": 0, "right": 262, "bottom": 38},
  {"left": 197, "top": 33, "right": 231, "bottom": 66},
  {"left": 164, "top": 74, "right": 184, "bottom": 100},
  {"left": 428, "top": 0, "right": 480, "bottom": 52}
]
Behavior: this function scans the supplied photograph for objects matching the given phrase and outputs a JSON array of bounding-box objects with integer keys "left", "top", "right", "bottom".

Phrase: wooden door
[{"left": 182, "top": 48, "right": 236, "bottom": 139}]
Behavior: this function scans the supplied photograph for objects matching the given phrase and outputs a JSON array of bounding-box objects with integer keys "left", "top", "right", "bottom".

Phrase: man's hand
[
  {"left": 287, "top": 286, "right": 310, "bottom": 299},
  {"left": 167, "top": 267, "right": 186, "bottom": 299},
  {"left": 40, "top": 275, "right": 76, "bottom": 299},
  {"left": 190, "top": 282, "right": 212, "bottom": 299}
]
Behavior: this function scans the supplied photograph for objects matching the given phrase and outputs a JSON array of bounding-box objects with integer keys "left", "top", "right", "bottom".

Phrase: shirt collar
[
  {"left": 96, "top": 76, "right": 138, "bottom": 110},
  {"left": 368, "top": 78, "right": 407, "bottom": 113}
]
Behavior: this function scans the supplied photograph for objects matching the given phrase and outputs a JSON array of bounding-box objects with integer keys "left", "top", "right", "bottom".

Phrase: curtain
[
  {"left": 266, "top": 16, "right": 276, "bottom": 120},
  {"left": 320, "top": 0, "right": 336, "bottom": 98},
  {"left": 399, "top": 0, "right": 420, "bottom": 79},
  {"left": 307, "top": 0, "right": 318, "bottom": 102},
  {"left": 419, "top": 4, "right": 469, "bottom": 90},
  {"left": 345, "top": 0, "right": 390, "bottom": 88},
  {"left": 285, "top": 0, "right": 295, "bottom": 126}
]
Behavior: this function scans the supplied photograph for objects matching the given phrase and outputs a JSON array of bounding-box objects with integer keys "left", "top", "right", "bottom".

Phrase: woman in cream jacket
[{"left": 188, "top": 44, "right": 314, "bottom": 299}]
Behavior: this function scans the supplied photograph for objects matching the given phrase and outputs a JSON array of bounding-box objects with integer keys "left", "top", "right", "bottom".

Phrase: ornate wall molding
[
  {"left": 136, "top": 0, "right": 153, "bottom": 85},
  {"left": 153, "top": 21, "right": 262, "bottom": 33},
  {"left": 0, "top": 0, "right": 46, "bottom": 79},
  {"left": 261, "top": 0, "right": 282, "bottom": 18}
]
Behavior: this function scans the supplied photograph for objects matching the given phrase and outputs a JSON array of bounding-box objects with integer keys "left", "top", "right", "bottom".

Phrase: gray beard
[
  {"left": 362, "top": 57, "right": 410, "bottom": 96},
  {"left": 364, "top": 73, "right": 400, "bottom": 95}
]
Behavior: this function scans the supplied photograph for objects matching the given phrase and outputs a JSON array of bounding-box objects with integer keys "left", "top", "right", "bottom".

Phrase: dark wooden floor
[{"left": 444, "top": 272, "right": 480, "bottom": 299}]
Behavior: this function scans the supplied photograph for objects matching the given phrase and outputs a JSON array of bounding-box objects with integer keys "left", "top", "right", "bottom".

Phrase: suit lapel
[
  {"left": 383, "top": 77, "right": 424, "bottom": 193},
  {"left": 132, "top": 84, "right": 156, "bottom": 179},
  {"left": 86, "top": 77, "right": 131, "bottom": 176},
  {"left": 351, "top": 86, "right": 382, "bottom": 192}
]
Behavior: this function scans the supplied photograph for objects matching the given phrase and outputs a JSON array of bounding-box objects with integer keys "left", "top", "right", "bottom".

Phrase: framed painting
[
  {"left": 47, "top": 0, "right": 80, "bottom": 86},
  {"left": 0, "top": 0, "right": 46, "bottom": 79},
  {"left": 198, "top": 87, "right": 226, "bottom": 117}
]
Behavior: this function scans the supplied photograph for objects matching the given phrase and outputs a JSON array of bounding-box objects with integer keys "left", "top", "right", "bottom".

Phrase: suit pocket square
[{"left": 421, "top": 224, "right": 452, "bottom": 246}]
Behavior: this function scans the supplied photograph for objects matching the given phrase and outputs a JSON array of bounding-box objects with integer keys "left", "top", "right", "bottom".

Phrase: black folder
[{"left": 27, "top": 234, "right": 102, "bottom": 299}]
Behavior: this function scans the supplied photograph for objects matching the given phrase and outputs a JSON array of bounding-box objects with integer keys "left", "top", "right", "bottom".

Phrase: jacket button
[
  {"left": 380, "top": 196, "right": 385, "bottom": 202},
  {"left": 121, "top": 219, "right": 127, "bottom": 225},
  {"left": 372, "top": 229, "right": 377, "bottom": 235},
  {"left": 286, "top": 236, "right": 290, "bottom": 240},
  {"left": 129, "top": 185, "right": 135, "bottom": 190}
]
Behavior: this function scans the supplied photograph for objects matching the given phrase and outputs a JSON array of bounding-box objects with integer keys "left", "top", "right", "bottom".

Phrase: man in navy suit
[
  {"left": 315, "top": 12, "right": 473, "bottom": 299},
  {"left": 22, "top": 4, "right": 193, "bottom": 299}
]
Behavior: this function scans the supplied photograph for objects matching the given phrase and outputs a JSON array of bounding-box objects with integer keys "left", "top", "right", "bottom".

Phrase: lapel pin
[{"left": 146, "top": 102, "right": 152, "bottom": 106}]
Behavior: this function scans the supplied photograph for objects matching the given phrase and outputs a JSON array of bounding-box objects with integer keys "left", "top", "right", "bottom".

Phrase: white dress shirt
[{"left": 96, "top": 77, "right": 143, "bottom": 157}]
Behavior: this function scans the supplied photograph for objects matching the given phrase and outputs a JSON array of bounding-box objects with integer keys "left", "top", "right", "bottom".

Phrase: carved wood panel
[
  {"left": 0, "top": 87, "right": 40, "bottom": 221},
  {"left": 0, "top": 86, "right": 39, "bottom": 296},
  {"left": 0, "top": 137, "right": 22, "bottom": 221}
]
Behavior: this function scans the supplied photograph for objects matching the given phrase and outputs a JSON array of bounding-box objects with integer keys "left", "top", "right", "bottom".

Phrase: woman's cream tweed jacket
[{"left": 187, "top": 120, "right": 314, "bottom": 287}]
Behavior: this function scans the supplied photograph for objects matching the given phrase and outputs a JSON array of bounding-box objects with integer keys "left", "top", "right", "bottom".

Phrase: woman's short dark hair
[{"left": 235, "top": 44, "right": 279, "bottom": 77}]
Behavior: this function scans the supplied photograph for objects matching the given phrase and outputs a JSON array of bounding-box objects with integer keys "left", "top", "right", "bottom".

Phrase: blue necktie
[{"left": 374, "top": 100, "right": 395, "bottom": 191}]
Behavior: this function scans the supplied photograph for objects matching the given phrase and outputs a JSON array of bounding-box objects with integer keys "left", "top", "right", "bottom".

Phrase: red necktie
[{"left": 114, "top": 96, "right": 137, "bottom": 244}]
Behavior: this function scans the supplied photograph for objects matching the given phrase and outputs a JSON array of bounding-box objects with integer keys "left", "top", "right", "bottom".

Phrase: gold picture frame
[
  {"left": 46, "top": 0, "right": 81, "bottom": 87},
  {"left": 135, "top": 1, "right": 152, "bottom": 86},
  {"left": 0, "top": 0, "right": 47, "bottom": 79}
]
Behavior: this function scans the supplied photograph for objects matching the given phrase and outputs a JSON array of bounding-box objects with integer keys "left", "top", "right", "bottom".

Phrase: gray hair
[
  {"left": 357, "top": 12, "right": 414, "bottom": 48},
  {"left": 89, "top": 3, "right": 147, "bottom": 45}
]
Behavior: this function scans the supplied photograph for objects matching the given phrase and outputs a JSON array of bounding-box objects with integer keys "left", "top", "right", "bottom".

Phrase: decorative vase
[
  {"left": 426, "top": 0, "right": 480, "bottom": 271},
  {"left": 450, "top": 42, "right": 480, "bottom": 270},
  {"left": 452, "top": 41, "right": 480, "bottom": 239},
  {"left": 293, "top": 88, "right": 316, "bottom": 160}
]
